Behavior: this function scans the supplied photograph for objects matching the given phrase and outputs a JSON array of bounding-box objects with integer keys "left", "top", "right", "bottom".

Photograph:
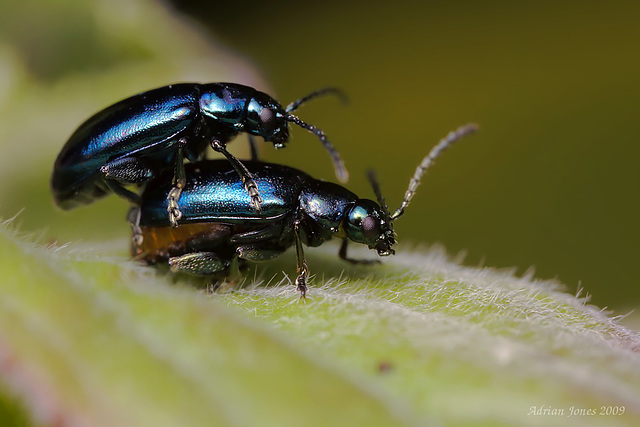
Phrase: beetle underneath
[{"left": 130, "top": 124, "right": 478, "bottom": 296}]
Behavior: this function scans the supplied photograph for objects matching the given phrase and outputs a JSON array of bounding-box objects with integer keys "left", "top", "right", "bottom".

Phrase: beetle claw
[
  {"left": 131, "top": 225, "right": 143, "bottom": 246},
  {"left": 246, "top": 182, "right": 263, "bottom": 212},
  {"left": 250, "top": 194, "right": 263, "bottom": 212},
  {"left": 168, "top": 207, "right": 182, "bottom": 228},
  {"left": 295, "top": 273, "right": 308, "bottom": 298},
  {"left": 167, "top": 187, "right": 183, "bottom": 227}
]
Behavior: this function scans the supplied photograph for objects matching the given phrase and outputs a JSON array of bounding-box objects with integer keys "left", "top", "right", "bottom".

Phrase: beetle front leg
[
  {"left": 293, "top": 218, "right": 309, "bottom": 298},
  {"left": 339, "top": 239, "right": 380, "bottom": 265},
  {"left": 210, "top": 139, "right": 263, "bottom": 212},
  {"left": 167, "top": 141, "right": 188, "bottom": 228},
  {"left": 248, "top": 135, "right": 259, "bottom": 161}
]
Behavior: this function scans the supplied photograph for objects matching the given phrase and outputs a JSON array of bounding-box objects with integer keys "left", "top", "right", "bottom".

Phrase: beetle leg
[
  {"left": 210, "top": 139, "right": 263, "bottom": 212},
  {"left": 100, "top": 156, "right": 154, "bottom": 184},
  {"left": 167, "top": 144, "right": 187, "bottom": 228},
  {"left": 168, "top": 251, "right": 230, "bottom": 275},
  {"left": 248, "top": 135, "right": 259, "bottom": 161},
  {"left": 339, "top": 239, "right": 380, "bottom": 265},
  {"left": 100, "top": 156, "right": 154, "bottom": 205},
  {"left": 229, "top": 223, "right": 284, "bottom": 244},
  {"left": 127, "top": 206, "right": 143, "bottom": 246},
  {"left": 213, "top": 257, "right": 247, "bottom": 293},
  {"left": 293, "top": 218, "right": 308, "bottom": 298},
  {"left": 103, "top": 180, "right": 140, "bottom": 205},
  {"left": 237, "top": 246, "right": 283, "bottom": 261}
]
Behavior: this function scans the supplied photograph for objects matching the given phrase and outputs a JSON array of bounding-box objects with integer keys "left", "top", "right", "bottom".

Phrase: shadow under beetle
[
  {"left": 51, "top": 82, "right": 347, "bottom": 227},
  {"left": 130, "top": 124, "right": 478, "bottom": 297}
]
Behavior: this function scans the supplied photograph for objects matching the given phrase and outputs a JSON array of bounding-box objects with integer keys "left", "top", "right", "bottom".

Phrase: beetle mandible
[
  {"left": 51, "top": 83, "right": 347, "bottom": 226},
  {"left": 130, "top": 124, "right": 478, "bottom": 296}
]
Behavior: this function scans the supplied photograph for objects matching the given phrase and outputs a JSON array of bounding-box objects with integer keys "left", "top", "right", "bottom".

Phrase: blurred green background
[
  {"left": 1, "top": 0, "right": 638, "bottom": 315},
  {"left": 173, "top": 0, "right": 640, "bottom": 314}
]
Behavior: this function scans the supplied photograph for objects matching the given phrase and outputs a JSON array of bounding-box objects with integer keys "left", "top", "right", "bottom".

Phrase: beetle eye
[
  {"left": 361, "top": 216, "right": 382, "bottom": 242},
  {"left": 259, "top": 108, "right": 276, "bottom": 131},
  {"left": 362, "top": 216, "right": 376, "bottom": 232}
]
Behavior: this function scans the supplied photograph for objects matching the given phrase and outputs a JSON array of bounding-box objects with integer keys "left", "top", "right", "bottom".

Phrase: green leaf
[
  {"left": 1, "top": 221, "right": 639, "bottom": 426},
  {"left": 0, "top": 222, "right": 415, "bottom": 426}
]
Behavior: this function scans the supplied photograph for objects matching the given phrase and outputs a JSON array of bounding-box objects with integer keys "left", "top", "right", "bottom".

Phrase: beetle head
[
  {"left": 245, "top": 92, "right": 289, "bottom": 148},
  {"left": 344, "top": 199, "right": 396, "bottom": 256}
]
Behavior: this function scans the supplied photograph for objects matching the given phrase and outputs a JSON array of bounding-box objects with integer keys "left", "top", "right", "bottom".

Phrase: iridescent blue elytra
[
  {"left": 141, "top": 162, "right": 306, "bottom": 224},
  {"left": 54, "top": 89, "right": 201, "bottom": 204},
  {"left": 132, "top": 160, "right": 395, "bottom": 297},
  {"left": 51, "top": 82, "right": 348, "bottom": 226}
]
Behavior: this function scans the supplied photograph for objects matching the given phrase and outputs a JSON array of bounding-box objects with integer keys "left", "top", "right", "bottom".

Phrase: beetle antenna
[
  {"left": 366, "top": 169, "right": 392, "bottom": 226},
  {"left": 285, "top": 114, "right": 349, "bottom": 182},
  {"left": 285, "top": 87, "right": 348, "bottom": 113},
  {"left": 390, "top": 123, "right": 478, "bottom": 220}
]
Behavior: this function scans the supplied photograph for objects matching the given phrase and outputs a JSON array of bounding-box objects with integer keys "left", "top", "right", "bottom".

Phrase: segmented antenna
[
  {"left": 285, "top": 87, "right": 348, "bottom": 113},
  {"left": 366, "top": 169, "right": 392, "bottom": 226},
  {"left": 285, "top": 114, "right": 349, "bottom": 183},
  {"left": 390, "top": 123, "right": 478, "bottom": 220}
]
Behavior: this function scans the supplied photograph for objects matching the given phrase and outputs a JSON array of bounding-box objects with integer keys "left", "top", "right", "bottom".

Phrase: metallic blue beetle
[
  {"left": 51, "top": 83, "right": 347, "bottom": 226},
  {"left": 130, "top": 124, "right": 477, "bottom": 296}
]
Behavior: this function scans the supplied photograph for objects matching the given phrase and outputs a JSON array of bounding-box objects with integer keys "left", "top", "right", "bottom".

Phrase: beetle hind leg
[
  {"left": 168, "top": 252, "right": 230, "bottom": 275},
  {"left": 236, "top": 246, "right": 284, "bottom": 261},
  {"left": 100, "top": 156, "right": 154, "bottom": 184},
  {"left": 103, "top": 180, "right": 141, "bottom": 205},
  {"left": 211, "top": 139, "right": 263, "bottom": 212},
  {"left": 100, "top": 156, "right": 154, "bottom": 205}
]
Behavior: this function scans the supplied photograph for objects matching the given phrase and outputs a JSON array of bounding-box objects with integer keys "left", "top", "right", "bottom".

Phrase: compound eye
[
  {"left": 362, "top": 216, "right": 376, "bottom": 232},
  {"left": 361, "top": 216, "right": 381, "bottom": 241},
  {"left": 259, "top": 108, "right": 277, "bottom": 132}
]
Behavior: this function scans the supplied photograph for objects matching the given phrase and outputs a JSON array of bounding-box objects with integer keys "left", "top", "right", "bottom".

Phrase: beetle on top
[{"left": 51, "top": 83, "right": 348, "bottom": 227}]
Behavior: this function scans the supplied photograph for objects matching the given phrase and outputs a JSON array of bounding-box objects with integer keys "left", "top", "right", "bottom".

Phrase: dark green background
[
  {"left": 1, "top": 0, "right": 637, "bottom": 315},
  {"left": 173, "top": 1, "right": 640, "bottom": 312}
]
